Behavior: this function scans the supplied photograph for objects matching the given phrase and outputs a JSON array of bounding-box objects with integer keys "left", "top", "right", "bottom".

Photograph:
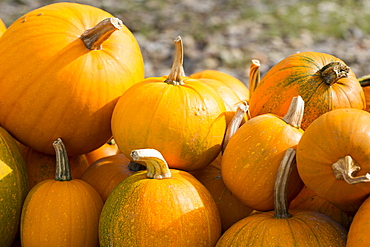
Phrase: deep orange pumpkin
[
  {"left": 347, "top": 194, "right": 370, "bottom": 246},
  {"left": 0, "top": 2, "right": 144, "bottom": 156},
  {"left": 85, "top": 139, "right": 120, "bottom": 165},
  {"left": 249, "top": 51, "right": 365, "bottom": 130},
  {"left": 111, "top": 37, "right": 227, "bottom": 171},
  {"left": 297, "top": 108, "right": 370, "bottom": 213}
]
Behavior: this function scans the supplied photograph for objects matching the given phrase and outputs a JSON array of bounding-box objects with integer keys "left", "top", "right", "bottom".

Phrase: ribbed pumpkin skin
[
  {"left": 21, "top": 179, "right": 103, "bottom": 247},
  {"left": 221, "top": 114, "right": 304, "bottom": 211},
  {"left": 249, "top": 51, "right": 365, "bottom": 129},
  {"left": 111, "top": 77, "right": 227, "bottom": 171},
  {"left": 347, "top": 195, "right": 370, "bottom": 246},
  {"left": 216, "top": 209, "right": 347, "bottom": 247},
  {"left": 0, "top": 2, "right": 144, "bottom": 156},
  {"left": 296, "top": 108, "right": 370, "bottom": 213},
  {"left": 0, "top": 127, "right": 29, "bottom": 247},
  {"left": 99, "top": 169, "right": 221, "bottom": 247}
]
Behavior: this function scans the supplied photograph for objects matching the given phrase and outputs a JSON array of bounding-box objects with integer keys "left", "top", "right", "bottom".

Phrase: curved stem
[
  {"left": 332, "top": 155, "right": 370, "bottom": 184},
  {"left": 249, "top": 59, "right": 260, "bottom": 98},
  {"left": 273, "top": 148, "right": 296, "bottom": 219},
  {"left": 282, "top": 95, "right": 305, "bottom": 128},
  {"left": 130, "top": 148, "right": 172, "bottom": 179},
  {"left": 128, "top": 161, "right": 146, "bottom": 172},
  {"left": 320, "top": 61, "right": 350, "bottom": 86},
  {"left": 80, "top": 18, "right": 123, "bottom": 50},
  {"left": 53, "top": 138, "right": 72, "bottom": 181},
  {"left": 222, "top": 101, "right": 249, "bottom": 153},
  {"left": 358, "top": 75, "right": 370, "bottom": 87},
  {"left": 164, "top": 36, "right": 185, "bottom": 85}
]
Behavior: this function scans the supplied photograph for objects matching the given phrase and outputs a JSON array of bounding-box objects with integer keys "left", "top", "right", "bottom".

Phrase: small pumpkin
[
  {"left": 249, "top": 51, "right": 365, "bottom": 129},
  {"left": 347, "top": 194, "right": 370, "bottom": 246},
  {"left": 216, "top": 148, "right": 348, "bottom": 247},
  {"left": 85, "top": 138, "right": 120, "bottom": 165},
  {"left": 99, "top": 148, "right": 221, "bottom": 246},
  {"left": 221, "top": 96, "right": 305, "bottom": 211},
  {"left": 0, "top": 2, "right": 144, "bottom": 156},
  {"left": 296, "top": 108, "right": 370, "bottom": 213},
  {"left": 20, "top": 138, "right": 103, "bottom": 246},
  {"left": 111, "top": 37, "right": 227, "bottom": 171},
  {"left": 0, "top": 127, "right": 29, "bottom": 247}
]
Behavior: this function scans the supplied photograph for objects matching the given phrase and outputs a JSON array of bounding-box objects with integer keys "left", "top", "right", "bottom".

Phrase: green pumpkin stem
[
  {"left": 282, "top": 96, "right": 305, "bottom": 128},
  {"left": 80, "top": 18, "right": 123, "bottom": 50},
  {"left": 320, "top": 61, "right": 350, "bottom": 86},
  {"left": 249, "top": 59, "right": 260, "bottom": 98},
  {"left": 164, "top": 36, "right": 185, "bottom": 85},
  {"left": 273, "top": 148, "right": 296, "bottom": 219},
  {"left": 332, "top": 155, "right": 370, "bottom": 184},
  {"left": 130, "top": 148, "right": 172, "bottom": 179},
  {"left": 53, "top": 138, "right": 72, "bottom": 181}
]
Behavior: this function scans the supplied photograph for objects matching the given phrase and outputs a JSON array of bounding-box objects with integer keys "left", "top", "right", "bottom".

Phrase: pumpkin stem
[
  {"left": 332, "top": 155, "right": 370, "bottom": 184},
  {"left": 249, "top": 59, "right": 260, "bottom": 98},
  {"left": 358, "top": 75, "right": 370, "bottom": 87},
  {"left": 320, "top": 61, "right": 350, "bottom": 86},
  {"left": 222, "top": 101, "right": 249, "bottom": 152},
  {"left": 130, "top": 148, "right": 172, "bottom": 179},
  {"left": 128, "top": 161, "right": 146, "bottom": 172},
  {"left": 80, "top": 18, "right": 123, "bottom": 50},
  {"left": 282, "top": 95, "right": 305, "bottom": 128},
  {"left": 273, "top": 148, "right": 296, "bottom": 219},
  {"left": 164, "top": 36, "right": 185, "bottom": 85},
  {"left": 53, "top": 138, "right": 72, "bottom": 181}
]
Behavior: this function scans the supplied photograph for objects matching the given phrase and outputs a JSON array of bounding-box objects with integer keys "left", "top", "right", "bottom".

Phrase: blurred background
[{"left": 1, "top": 0, "right": 370, "bottom": 85}]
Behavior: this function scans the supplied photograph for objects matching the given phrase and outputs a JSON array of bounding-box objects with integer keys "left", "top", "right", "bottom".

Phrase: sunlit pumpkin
[
  {"left": 0, "top": 18, "right": 6, "bottom": 37},
  {"left": 0, "top": 2, "right": 144, "bottom": 156},
  {"left": 99, "top": 148, "right": 221, "bottom": 246}
]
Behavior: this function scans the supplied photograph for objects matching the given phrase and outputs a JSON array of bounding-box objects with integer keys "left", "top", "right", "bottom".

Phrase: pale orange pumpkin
[{"left": 0, "top": 2, "right": 144, "bottom": 156}]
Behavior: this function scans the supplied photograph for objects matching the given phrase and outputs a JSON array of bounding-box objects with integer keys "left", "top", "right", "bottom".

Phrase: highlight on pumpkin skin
[
  {"left": 130, "top": 148, "right": 172, "bottom": 179},
  {"left": 0, "top": 18, "right": 6, "bottom": 37}
]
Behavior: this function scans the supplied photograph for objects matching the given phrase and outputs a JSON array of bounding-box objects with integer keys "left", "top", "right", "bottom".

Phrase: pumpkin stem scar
[
  {"left": 332, "top": 155, "right": 370, "bottom": 184},
  {"left": 53, "top": 138, "right": 72, "bottom": 181},
  {"left": 320, "top": 61, "right": 350, "bottom": 86},
  {"left": 164, "top": 36, "right": 185, "bottom": 85},
  {"left": 130, "top": 148, "right": 172, "bottom": 179},
  {"left": 80, "top": 17, "right": 123, "bottom": 50}
]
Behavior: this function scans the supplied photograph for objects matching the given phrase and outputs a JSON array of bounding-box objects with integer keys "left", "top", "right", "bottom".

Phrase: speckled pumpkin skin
[
  {"left": 0, "top": 127, "right": 29, "bottom": 247},
  {"left": 99, "top": 169, "right": 221, "bottom": 247}
]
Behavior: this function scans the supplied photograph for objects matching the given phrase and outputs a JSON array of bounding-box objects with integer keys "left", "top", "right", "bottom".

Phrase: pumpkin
[
  {"left": 0, "top": 18, "right": 6, "bottom": 37},
  {"left": 221, "top": 96, "right": 305, "bottom": 211},
  {"left": 81, "top": 153, "right": 138, "bottom": 202},
  {"left": 99, "top": 148, "right": 221, "bottom": 246},
  {"left": 20, "top": 138, "right": 103, "bottom": 246},
  {"left": 190, "top": 69, "right": 249, "bottom": 101},
  {"left": 0, "top": 2, "right": 144, "bottom": 156},
  {"left": 0, "top": 127, "right": 29, "bottom": 247},
  {"left": 296, "top": 108, "right": 370, "bottom": 213},
  {"left": 85, "top": 138, "right": 120, "bottom": 165},
  {"left": 190, "top": 102, "right": 253, "bottom": 232},
  {"left": 289, "top": 185, "right": 354, "bottom": 230},
  {"left": 347, "top": 194, "right": 370, "bottom": 246},
  {"left": 16, "top": 142, "right": 90, "bottom": 189},
  {"left": 216, "top": 148, "right": 348, "bottom": 247},
  {"left": 249, "top": 51, "right": 365, "bottom": 130},
  {"left": 111, "top": 37, "right": 227, "bottom": 171}
]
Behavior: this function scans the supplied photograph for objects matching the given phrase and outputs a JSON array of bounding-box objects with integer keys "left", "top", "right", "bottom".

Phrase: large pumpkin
[
  {"left": 0, "top": 2, "right": 144, "bottom": 156},
  {"left": 249, "top": 51, "right": 365, "bottom": 129},
  {"left": 0, "top": 127, "right": 29, "bottom": 247},
  {"left": 20, "top": 138, "right": 103, "bottom": 246},
  {"left": 296, "top": 108, "right": 370, "bottom": 213},
  {"left": 99, "top": 148, "right": 221, "bottom": 246},
  {"left": 111, "top": 37, "right": 226, "bottom": 171}
]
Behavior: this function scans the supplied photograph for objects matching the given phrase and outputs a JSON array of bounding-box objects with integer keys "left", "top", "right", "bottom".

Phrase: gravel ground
[{"left": 1, "top": 0, "right": 370, "bottom": 85}]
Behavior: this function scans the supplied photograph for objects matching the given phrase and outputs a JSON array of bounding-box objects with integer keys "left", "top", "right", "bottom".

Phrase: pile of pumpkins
[{"left": 1, "top": 2, "right": 370, "bottom": 247}]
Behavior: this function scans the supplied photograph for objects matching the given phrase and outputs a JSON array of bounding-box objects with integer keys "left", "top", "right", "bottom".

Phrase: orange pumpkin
[
  {"left": 221, "top": 96, "right": 305, "bottom": 211},
  {"left": 249, "top": 51, "right": 365, "bottom": 130},
  {"left": 0, "top": 18, "right": 6, "bottom": 37},
  {"left": 111, "top": 37, "right": 226, "bottom": 171},
  {"left": 216, "top": 148, "right": 348, "bottom": 246},
  {"left": 20, "top": 138, "right": 103, "bottom": 246},
  {"left": 99, "top": 148, "right": 221, "bottom": 246},
  {"left": 85, "top": 138, "right": 120, "bottom": 165},
  {"left": 347, "top": 195, "right": 370, "bottom": 246},
  {"left": 297, "top": 108, "right": 370, "bottom": 213},
  {"left": 81, "top": 153, "right": 138, "bottom": 202},
  {"left": 0, "top": 2, "right": 144, "bottom": 156}
]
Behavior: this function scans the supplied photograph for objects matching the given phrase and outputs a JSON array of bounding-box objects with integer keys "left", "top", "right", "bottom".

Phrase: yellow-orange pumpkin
[
  {"left": 0, "top": 18, "right": 6, "bottom": 37},
  {"left": 0, "top": 2, "right": 144, "bottom": 156}
]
